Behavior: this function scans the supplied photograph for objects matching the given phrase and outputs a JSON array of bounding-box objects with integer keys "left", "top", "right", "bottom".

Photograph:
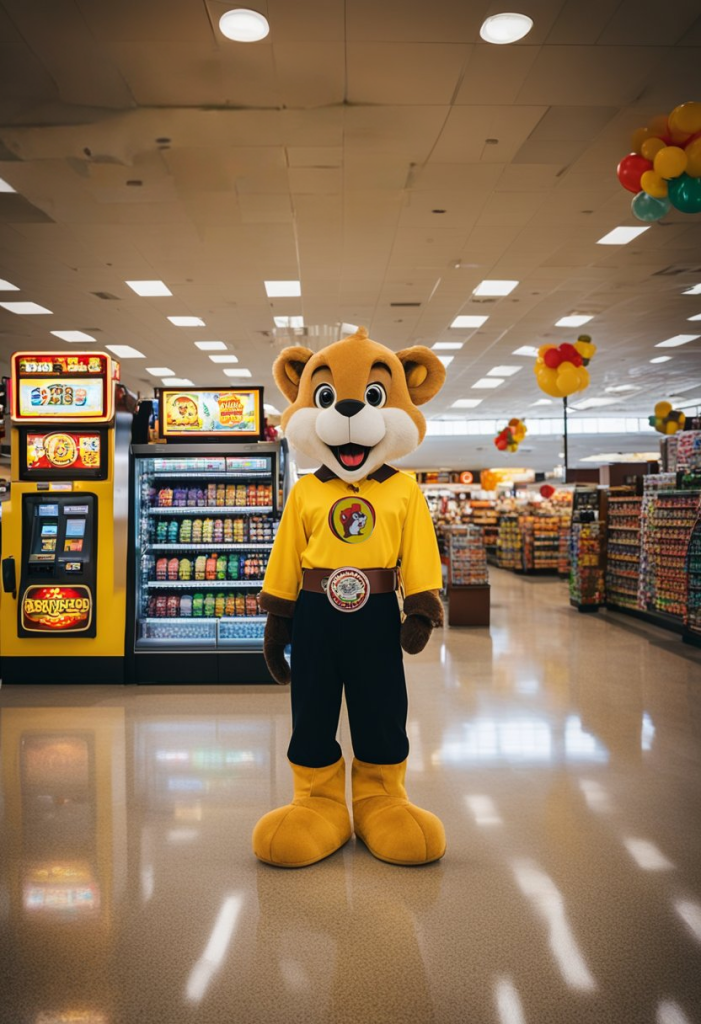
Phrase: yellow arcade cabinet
[{"left": 1, "top": 351, "right": 130, "bottom": 684}]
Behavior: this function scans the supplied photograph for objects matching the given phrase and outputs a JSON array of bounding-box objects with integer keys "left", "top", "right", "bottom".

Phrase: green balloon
[
  {"left": 631, "top": 191, "right": 671, "bottom": 222},
  {"left": 668, "top": 173, "right": 701, "bottom": 214}
]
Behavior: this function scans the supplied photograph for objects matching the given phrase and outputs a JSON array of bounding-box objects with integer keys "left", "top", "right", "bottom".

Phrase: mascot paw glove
[
  {"left": 401, "top": 590, "right": 444, "bottom": 655},
  {"left": 260, "top": 593, "right": 295, "bottom": 685}
]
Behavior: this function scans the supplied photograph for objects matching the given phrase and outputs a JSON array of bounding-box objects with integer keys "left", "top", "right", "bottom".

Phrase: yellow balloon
[
  {"left": 577, "top": 366, "right": 590, "bottom": 391},
  {"left": 647, "top": 114, "right": 669, "bottom": 137},
  {"left": 557, "top": 365, "right": 580, "bottom": 396},
  {"left": 641, "top": 137, "right": 666, "bottom": 161},
  {"left": 536, "top": 367, "right": 564, "bottom": 398},
  {"left": 655, "top": 401, "right": 672, "bottom": 418},
  {"left": 669, "top": 101, "right": 701, "bottom": 136},
  {"left": 654, "top": 145, "right": 688, "bottom": 180},
  {"left": 685, "top": 137, "right": 701, "bottom": 178},
  {"left": 640, "top": 169, "right": 668, "bottom": 198},
  {"left": 631, "top": 127, "right": 649, "bottom": 154},
  {"left": 537, "top": 343, "right": 555, "bottom": 359},
  {"left": 574, "top": 340, "right": 596, "bottom": 361}
]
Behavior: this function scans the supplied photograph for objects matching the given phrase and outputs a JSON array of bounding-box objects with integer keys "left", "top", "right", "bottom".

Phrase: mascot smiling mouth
[{"left": 331, "top": 442, "right": 370, "bottom": 470}]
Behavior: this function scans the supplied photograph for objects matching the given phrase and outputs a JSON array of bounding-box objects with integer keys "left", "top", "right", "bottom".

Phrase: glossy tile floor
[{"left": 1, "top": 569, "right": 701, "bottom": 1024}]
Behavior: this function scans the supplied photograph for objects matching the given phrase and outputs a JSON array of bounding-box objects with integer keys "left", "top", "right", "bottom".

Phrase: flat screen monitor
[{"left": 157, "top": 387, "right": 264, "bottom": 442}]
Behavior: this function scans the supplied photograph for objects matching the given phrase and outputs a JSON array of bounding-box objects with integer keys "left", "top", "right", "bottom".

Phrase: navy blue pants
[{"left": 287, "top": 590, "right": 410, "bottom": 768}]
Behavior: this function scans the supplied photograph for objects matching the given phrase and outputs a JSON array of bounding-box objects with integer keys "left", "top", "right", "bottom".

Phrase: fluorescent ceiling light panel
[
  {"left": 472, "top": 377, "right": 503, "bottom": 389},
  {"left": 571, "top": 397, "right": 620, "bottom": 410},
  {"left": 512, "top": 345, "right": 539, "bottom": 357},
  {"left": 555, "top": 314, "right": 593, "bottom": 328},
  {"left": 682, "top": 284, "right": 701, "bottom": 295},
  {"left": 126, "top": 280, "right": 172, "bottom": 297},
  {"left": 650, "top": 356, "right": 671, "bottom": 363},
  {"left": 451, "top": 399, "right": 483, "bottom": 409},
  {"left": 487, "top": 365, "right": 521, "bottom": 377},
  {"left": 161, "top": 378, "right": 194, "bottom": 387},
  {"left": 687, "top": 314, "right": 701, "bottom": 321},
  {"left": 531, "top": 399, "right": 553, "bottom": 405},
  {"left": 596, "top": 226, "right": 649, "bottom": 245},
  {"left": 0, "top": 178, "right": 16, "bottom": 193},
  {"left": 655, "top": 334, "right": 700, "bottom": 348},
  {"left": 146, "top": 367, "right": 175, "bottom": 376},
  {"left": 0, "top": 278, "right": 19, "bottom": 291},
  {"left": 195, "top": 341, "right": 227, "bottom": 351},
  {"left": 274, "top": 315, "right": 304, "bottom": 328},
  {"left": 605, "top": 385, "right": 638, "bottom": 393},
  {"left": 50, "top": 330, "right": 96, "bottom": 342},
  {"left": 0, "top": 301, "right": 52, "bottom": 314},
  {"left": 168, "top": 316, "right": 205, "bottom": 327},
  {"left": 209, "top": 355, "right": 239, "bottom": 364},
  {"left": 341, "top": 322, "right": 358, "bottom": 335},
  {"left": 480, "top": 12, "right": 533, "bottom": 44},
  {"left": 106, "top": 344, "right": 145, "bottom": 359},
  {"left": 450, "top": 315, "right": 489, "bottom": 329},
  {"left": 264, "top": 404, "right": 280, "bottom": 415},
  {"left": 438, "top": 356, "right": 454, "bottom": 367},
  {"left": 223, "top": 368, "right": 252, "bottom": 377},
  {"left": 264, "top": 280, "right": 301, "bottom": 297},
  {"left": 473, "top": 280, "right": 519, "bottom": 297},
  {"left": 432, "top": 342, "right": 463, "bottom": 351}
]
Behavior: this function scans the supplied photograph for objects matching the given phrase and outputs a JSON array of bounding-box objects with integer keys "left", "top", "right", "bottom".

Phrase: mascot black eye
[
  {"left": 365, "top": 383, "right": 387, "bottom": 408},
  {"left": 314, "top": 384, "right": 336, "bottom": 409}
]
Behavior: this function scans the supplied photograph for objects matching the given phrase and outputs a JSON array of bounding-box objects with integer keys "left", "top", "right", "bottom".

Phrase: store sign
[
  {"left": 17, "top": 354, "right": 106, "bottom": 376},
  {"left": 25, "top": 432, "right": 102, "bottom": 471},
  {"left": 21, "top": 585, "right": 93, "bottom": 633},
  {"left": 459, "top": 471, "right": 474, "bottom": 485},
  {"left": 161, "top": 388, "right": 262, "bottom": 437}
]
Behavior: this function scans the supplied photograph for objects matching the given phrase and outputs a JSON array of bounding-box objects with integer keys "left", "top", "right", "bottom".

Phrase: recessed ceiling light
[
  {"left": 687, "top": 313, "right": 701, "bottom": 321},
  {"left": 472, "top": 377, "right": 503, "bottom": 389},
  {"left": 605, "top": 385, "right": 638, "bottom": 393},
  {"left": 438, "top": 355, "right": 454, "bottom": 367},
  {"left": 432, "top": 342, "right": 463, "bottom": 350},
  {"left": 650, "top": 356, "right": 671, "bottom": 363},
  {"left": 219, "top": 8, "right": 270, "bottom": 42},
  {"left": 596, "top": 226, "right": 649, "bottom": 245},
  {"left": 531, "top": 399, "right": 553, "bottom": 405},
  {"left": 265, "top": 280, "right": 301, "bottom": 297},
  {"left": 146, "top": 367, "right": 175, "bottom": 376},
  {"left": 682, "top": 284, "right": 701, "bottom": 295},
  {"left": 570, "top": 397, "right": 621, "bottom": 410},
  {"left": 487, "top": 365, "right": 521, "bottom": 377},
  {"left": 274, "top": 315, "right": 304, "bottom": 328},
  {"left": 106, "top": 345, "right": 145, "bottom": 359},
  {"left": 0, "top": 178, "right": 16, "bottom": 193},
  {"left": 451, "top": 398, "right": 483, "bottom": 408},
  {"left": 195, "top": 341, "right": 227, "bottom": 351},
  {"left": 126, "top": 280, "right": 172, "bottom": 297},
  {"left": 479, "top": 12, "right": 533, "bottom": 44},
  {"left": 264, "top": 403, "right": 281, "bottom": 415},
  {"left": 555, "top": 314, "right": 593, "bottom": 328},
  {"left": 512, "top": 345, "right": 539, "bottom": 357},
  {"left": 0, "top": 301, "right": 53, "bottom": 314},
  {"left": 223, "top": 368, "right": 252, "bottom": 378},
  {"left": 473, "top": 280, "right": 519, "bottom": 296},
  {"left": 50, "top": 330, "right": 96, "bottom": 342},
  {"left": 450, "top": 315, "right": 489, "bottom": 329},
  {"left": 0, "top": 278, "right": 19, "bottom": 291},
  {"left": 209, "top": 355, "right": 240, "bottom": 364},
  {"left": 168, "top": 316, "right": 205, "bottom": 327},
  {"left": 655, "top": 334, "right": 700, "bottom": 348},
  {"left": 161, "top": 378, "right": 194, "bottom": 387}
]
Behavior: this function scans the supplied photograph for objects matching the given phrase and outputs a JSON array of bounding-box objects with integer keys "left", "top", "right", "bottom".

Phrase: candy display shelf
[
  {"left": 569, "top": 486, "right": 607, "bottom": 612},
  {"left": 446, "top": 525, "right": 490, "bottom": 627},
  {"left": 641, "top": 487, "right": 700, "bottom": 627},
  {"left": 684, "top": 510, "right": 701, "bottom": 648},
  {"left": 605, "top": 488, "right": 642, "bottom": 612},
  {"left": 496, "top": 515, "right": 522, "bottom": 571},
  {"left": 521, "top": 514, "right": 561, "bottom": 573}
]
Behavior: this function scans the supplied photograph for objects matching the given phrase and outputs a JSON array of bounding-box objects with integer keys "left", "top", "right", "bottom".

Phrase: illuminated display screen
[
  {"left": 65, "top": 520, "right": 86, "bottom": 538},
  {"left": 159, "top": 387, "right": 263, "bottom": 440},
  {"left": 25, "top": 431, "right": 103, "bottom": 472},
  {"left": 11, "top": 351, "right": 115, "bottom": 423},
  {"left": 18, "top": 380, "right": 105, "bottom": 418}
]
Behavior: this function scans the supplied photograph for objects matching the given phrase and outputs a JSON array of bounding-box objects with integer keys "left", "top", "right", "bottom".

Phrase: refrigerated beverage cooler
[{"left": 127, "top": 441, "right": 288, "bottom": 683}]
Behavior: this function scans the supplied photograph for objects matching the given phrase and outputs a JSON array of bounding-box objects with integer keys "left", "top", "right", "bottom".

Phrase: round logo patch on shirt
[
  {"left": 327, "top": 567, "right": 370, "bottom": 612},
  {"left": 328, "top": 496, "right": 376, "bottom": 544}
]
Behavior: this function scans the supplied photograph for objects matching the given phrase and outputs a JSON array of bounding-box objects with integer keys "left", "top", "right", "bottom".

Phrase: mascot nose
[{"left": 335, "top": 399, "right": 364, "bottom": 418}]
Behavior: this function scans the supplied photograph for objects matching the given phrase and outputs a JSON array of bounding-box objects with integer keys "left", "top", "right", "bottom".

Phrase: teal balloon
[
  {"left": 648, "top": 415, "right": 657, "bottom": 427},
  {"left": 631, "top": 190, "right": 671, "bottom": 222},
  {"left": 668, "top": 173, "right": 701, "bottom": 214}
]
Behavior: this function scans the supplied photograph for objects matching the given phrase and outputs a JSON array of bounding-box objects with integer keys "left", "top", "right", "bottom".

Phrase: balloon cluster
[
  {"left": 534, "top": 335, "right": 597, "bottom": 399},
  {"left": 481, "top": 470, "right": 498, "bottom": 492},
  {"left": 618, "top": 103, "right": 701, "bottom": 220},
  {"left": 494, "top": 418, "right": 527, "bottom": 453},
  {"left": 649, "top": 401, "right": 686, "bottom": 435}
]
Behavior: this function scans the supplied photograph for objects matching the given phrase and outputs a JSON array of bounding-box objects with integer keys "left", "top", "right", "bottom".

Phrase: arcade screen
[
  {"left": 158, "top": 387, "right": 263, "bottom": 441},
  {"left": 11, "top": 353, "right": 113, "bottom": 423},
  {"left": 21, "top": 430, "right": 106, "bottom": 479}
]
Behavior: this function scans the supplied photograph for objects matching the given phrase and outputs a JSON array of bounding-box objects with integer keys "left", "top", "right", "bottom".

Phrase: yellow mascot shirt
[{"left": 263, "top": 466, "right": 442, "bottom": 601}]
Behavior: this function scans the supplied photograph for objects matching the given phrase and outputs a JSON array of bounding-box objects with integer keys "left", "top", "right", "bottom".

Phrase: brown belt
[{"left": 302, "top": 567, "right": 398, "bottom": 595}]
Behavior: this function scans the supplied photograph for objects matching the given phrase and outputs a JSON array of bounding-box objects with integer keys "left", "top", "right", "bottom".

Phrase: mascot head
[{"left": 273, "top": 327, "right": 445, "bottom": 483}]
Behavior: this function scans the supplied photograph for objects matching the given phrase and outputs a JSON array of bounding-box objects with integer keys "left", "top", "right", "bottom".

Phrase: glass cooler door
[{"left": 133, "top": 448, "right": 277, "bottom": 652}]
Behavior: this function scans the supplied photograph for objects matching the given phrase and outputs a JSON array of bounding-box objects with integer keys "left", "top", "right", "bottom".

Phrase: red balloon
[
  {"left": 617, "top": 152, "right": 653, "bottom": 193},
  {"left": 494, "top": 435, "right": 508, "bottom": 450},
  {"left": 559, "top": 343, "right": 583, "bottom": 367},
  {"left": 540, "top": 484, "right": 555, "bottom": 499},
  {"left": 544, "top": 348, "right": 562, "bottom": 369}
]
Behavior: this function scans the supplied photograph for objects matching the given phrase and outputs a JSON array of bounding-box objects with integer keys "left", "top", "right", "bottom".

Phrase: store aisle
[{"left": 1, "top": 568, "right": 701, "bottom": 1024}]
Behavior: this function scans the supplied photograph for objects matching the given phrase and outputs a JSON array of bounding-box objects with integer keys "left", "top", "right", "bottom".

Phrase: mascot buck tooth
[{"left": 254, "top": 327, "right": 446, "bottom": 868}]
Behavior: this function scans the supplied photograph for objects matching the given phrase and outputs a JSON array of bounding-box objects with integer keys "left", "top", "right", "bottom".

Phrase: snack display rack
[
  {"left": 521, "top": 514, "right": 561, "bottom": 572},
  {"left": 637, "top": 473, "right": 677, "bottom": 612},
  {"left": 446, "top": 525, "right": 490, "bottom": 627},
  {"left": 605, "top": 487, "right": 642, "bottom": 611},
  {"left": 470, "top": 501, "right": 499, "bottom": 554},
  {"left": 558, "top": 519, "right": 571, "bottom": 577},
  {"left": 569, "top": 487, "right": 606, "bottom": 612},
  {"left": 496, "top": 515, "right": 522, "bottom": 570},
  {"left": 684, "top": 509, "right": 701, "bottom": 647},
  {"left": 641, "top": 485, "right": 701, "bottom": 625}
]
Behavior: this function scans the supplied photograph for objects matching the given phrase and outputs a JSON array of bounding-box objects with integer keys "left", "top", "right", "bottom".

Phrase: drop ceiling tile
[
  {"left": 430, "top": 106, "right": 547, "bottom": 163},
  {"left": 274, "top": 42, "right": 345, "bottom": 107},
  {"left": 346, "top": 0, "right": 480, "bottom": 42},
  {"left": 267, "top": 0, "right": 344, "bottom": 41},
  {"left": 454, "top": 44, "right": 541, "bottom": 106},
  {"left": 287, "top": 147, "right": 343, "bottom": 168},
  {"left": 545, "top": 0, "right": 621, "bottom": 45},
  {"left": 344, "top": 106, "right": 449, "bottom": 160},
  {"left": 597, "top": 0, "right": 700, "bottom": 45},
  {"left": 347, "top": 43, "right": 470, "bottom": 105},
  {"left": 288, "top": 167, "right": 342, "bottom": 194},
  {"left": 516, "top": 46, "right": 669, "bottom": 106}
]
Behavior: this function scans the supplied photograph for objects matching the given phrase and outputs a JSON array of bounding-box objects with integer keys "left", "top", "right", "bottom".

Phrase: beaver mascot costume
[{"left": 254, "top": 326, "right": 446, "bottom": 868}]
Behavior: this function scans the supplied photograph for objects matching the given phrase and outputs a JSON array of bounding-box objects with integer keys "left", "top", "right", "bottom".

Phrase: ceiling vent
[
  {"left": 91, "top": 291, "right": 120, "bottom": 300},
  {"left": 390, "top": 302, "right": 421, "bottom": 307}
]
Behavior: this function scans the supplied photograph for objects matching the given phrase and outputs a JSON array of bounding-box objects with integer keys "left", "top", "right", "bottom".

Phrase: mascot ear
[
  {"left": 273, "top": 346, "right": 314, "bottom": 403},
  {"left": 396, "top": 346, "right": 446, "bottom": 406}
]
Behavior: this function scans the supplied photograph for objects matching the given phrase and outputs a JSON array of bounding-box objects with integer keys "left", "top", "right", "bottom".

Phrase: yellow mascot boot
[
  {"left": 253, "top": 757, "right": 352, "bottom": 868},
  {"left": 352, "top": 758, "right": 446, "bottom": 866}
]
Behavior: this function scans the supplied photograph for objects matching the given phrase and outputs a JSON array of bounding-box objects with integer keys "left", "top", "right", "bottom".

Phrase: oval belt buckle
[{"left": 326, "top": 566, "right": 371, "bottom": 613}]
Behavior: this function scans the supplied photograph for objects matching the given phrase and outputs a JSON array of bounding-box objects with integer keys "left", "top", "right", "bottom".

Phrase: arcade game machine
[
  {"left": 127, "top": 385, "right": 288, "bottom": 684},
  {"left": 0, "top": 351, "right": 131, "bottom": 684}
]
